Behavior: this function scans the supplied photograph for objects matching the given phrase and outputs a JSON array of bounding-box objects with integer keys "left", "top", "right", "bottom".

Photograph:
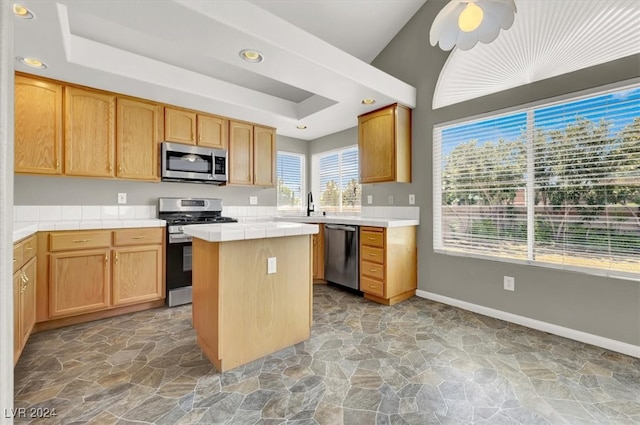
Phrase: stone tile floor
[{"left": 14, "top": 285, "right": 640, "bottom": 424}]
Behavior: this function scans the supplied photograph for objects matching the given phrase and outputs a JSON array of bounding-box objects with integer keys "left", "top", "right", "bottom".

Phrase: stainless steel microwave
[{"left": 161, "top": 142, "right": 227, "bottom": 185}]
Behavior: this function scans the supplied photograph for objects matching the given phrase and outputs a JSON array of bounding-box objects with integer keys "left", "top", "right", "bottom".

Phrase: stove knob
[{"left": 178, "top": 226, "right": 183, "bottom": 232}]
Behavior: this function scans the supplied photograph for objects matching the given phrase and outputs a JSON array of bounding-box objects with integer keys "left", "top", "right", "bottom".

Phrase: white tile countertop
[
  {"left": 273, "top": 215, "right": 419, "bottom": 228},
  {"left": 13, "top": 220, "right": 166, "bottom": 243},
  {"left": 183, "top": 221, "right": 319, "bottom": 242}
]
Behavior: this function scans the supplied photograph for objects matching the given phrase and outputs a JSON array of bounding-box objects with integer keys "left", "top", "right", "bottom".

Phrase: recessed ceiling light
[
  {"left": 13, "top": 4, "right": 34, "bottom": 19},
  {"left": 239, "top": 49, "right": 264, "bottom": 63},
  {"left": 296, "top": 125, "right": 307, "bottom": 130},
  {"left": 16, "top": 57, "right": 47, "bottom": 69},
  {"left": 361, "top": 98, "right": 376, "bottom": 105}
]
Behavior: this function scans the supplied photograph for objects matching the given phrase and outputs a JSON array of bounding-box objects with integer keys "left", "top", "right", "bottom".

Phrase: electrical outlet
[
  {"left": 503, "top": 276, "right": 515, "bottom": 291},
  {"left": 267, "top": 257, "right": 277, "bottom": 274},
  {"left": 117, "top": 193, "right": 127, "bottom": 204},
  {"left": 409, "top": 194, "right": 415, "bottom": 205},
  {"left": 367, "top": 195, "right": 373, "bottom": 204},
  {"left": 249, "top": 196, "right": 258, "bottom": 205},
  {"left": 388, "top": 195, "right": 394, "bottom": 205}
]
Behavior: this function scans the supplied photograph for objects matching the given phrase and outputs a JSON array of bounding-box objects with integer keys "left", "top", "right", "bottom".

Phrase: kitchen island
[{"left": 183, "top": 222, "right": 318, "bottom": 372}]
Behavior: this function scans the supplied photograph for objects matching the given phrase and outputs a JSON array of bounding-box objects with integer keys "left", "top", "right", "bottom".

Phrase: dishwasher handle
[{"left": 325, "top": 224, "right": 357, "bottom": 232}]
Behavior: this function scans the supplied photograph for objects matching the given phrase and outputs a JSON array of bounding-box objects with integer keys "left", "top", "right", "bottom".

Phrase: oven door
[
  {"left": 165, "top": 233, "right": 193, "bottom": 307},
  {"left": 161, "top": 142, "right": 227, "bottom": 183}
]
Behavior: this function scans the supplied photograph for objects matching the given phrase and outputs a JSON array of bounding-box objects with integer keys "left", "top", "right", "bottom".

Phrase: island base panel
[{"left": 193, "top": 235, "right": 312, "bottom": 372}]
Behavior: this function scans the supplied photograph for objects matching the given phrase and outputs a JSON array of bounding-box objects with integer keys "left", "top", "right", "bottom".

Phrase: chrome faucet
[{"left": 306, "top": 191, "right": 314, "bottom": 217}]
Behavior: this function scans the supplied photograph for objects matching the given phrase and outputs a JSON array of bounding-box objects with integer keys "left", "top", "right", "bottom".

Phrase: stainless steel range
[{"left": 158, "top": 197, "right": 237, "bottom": 307}]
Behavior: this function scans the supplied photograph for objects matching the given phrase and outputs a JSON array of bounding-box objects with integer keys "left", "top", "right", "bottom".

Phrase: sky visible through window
[{"left": 441, "top": 86, "right": 640, "bottom": 159}]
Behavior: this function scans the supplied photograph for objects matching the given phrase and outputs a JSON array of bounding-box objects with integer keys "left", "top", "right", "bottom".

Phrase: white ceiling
[{"left": 13, "top": 0, "right": 424, "bottom": 140}]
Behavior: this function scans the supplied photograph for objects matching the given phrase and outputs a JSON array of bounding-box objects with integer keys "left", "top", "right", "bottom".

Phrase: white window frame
[
  {"left": 276, "top": 151, "right": 306, "bottom": 212},
  {"left": 311, "top": 145, "right": 361, "bottom": 214},
  {"left": 433, "top": 78, "right": 640, "bottom": 282}
]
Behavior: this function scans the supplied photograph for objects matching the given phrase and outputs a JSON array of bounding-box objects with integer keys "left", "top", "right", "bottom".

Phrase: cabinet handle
[
  {"left": 132, "top": 236, "right": 145, "bottom": 240},
  {"left": 199, "top": 134, "right": 202, "bottom": 142},
  {"left": 118, "top": 164, "right": 122, "bottom": 173},
  {"left": 105, "top": 253, "right": 108, "bottom": 263},
  {"left": 13, "top": 258, "right": 16, "bottom": 263},
  {"left": 109, "top": 164, "right": 113, "bottom": 172},
  {"left": 20, "top": 272, "right": 27, "bottom": 284},
  {"left": 367, "top": 237, "right": 376, "bottom": 240},
  {"left": 367, "top": 284, "right": 378, "bottom": 289},
  {"left": 72, "top": 239, "right": 90, "bottom": 243},
  {"left": 369, "top": 268, "right": 377, "bottom": 272},
  {"left": 368, "top": 253, "right": 376, "bottom": 256},
  {"left": 25, "top": 247, "right": 34, "bottom": 251},
  {"left": 23, "top": 273, "right": 29, "bottom": 283},
  {"left": 115, "top": 253, "right": 119, "bottom": 263},
  {"left": 56, "top": 159, "right": 60, "bottom": 169}
]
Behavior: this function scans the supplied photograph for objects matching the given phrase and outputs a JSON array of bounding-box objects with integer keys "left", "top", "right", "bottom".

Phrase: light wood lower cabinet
[
  {"left": 49, "top": 249, "right": 111, "bottom": 318},
  {"left": 312, "top": 224, "right": 325, "bottom": 283},
  {"left": 113, "top": 245, "right": 163, "bottom": 306},
  {"left": 359, "top": 226, "right": 417, "bottom": 305},
  {"left": 38, "top": 228, "right": 165, "bottom": 325},
  {"left": 13, "top": 235, "right": 37, "bottom": 365}
]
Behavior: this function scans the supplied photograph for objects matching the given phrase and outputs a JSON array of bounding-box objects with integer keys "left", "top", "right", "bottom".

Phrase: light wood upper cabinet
[
  {"left": 14, "top": 75, "right": 63, "bottom": 175},
  {"left": 112, "top": 245, "right": 163, "bottom": 306},
  {"left": 358, "top": 104, "right": 411, "bottom": 183},
  {"left": 164, "top": 107, "right": 197, "bottom": 145},
  {"left": 253, "top": 126, "right": 276, "bottom": 187},
  {"left": 229, "top": 121, "right": 275, "bottom": 187},
  {"left": 229, "top": 121, "right": 254, "bottom": 185},
  {"left": 116, "top": 97, "right": 160, "bottom": 181},
  {"left": 64, "top": 87, "right": 116, "bottom": 177},
  {"left": 49, "top": 249, "right": 111, "bottom": 318},
  {"left": 198, "top": 114, "right": 228, "bottom": 149}
]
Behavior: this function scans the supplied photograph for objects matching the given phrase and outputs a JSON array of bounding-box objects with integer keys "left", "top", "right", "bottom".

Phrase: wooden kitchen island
[{"left": 183, "top": 222, "right": 318, "bottom": 372}]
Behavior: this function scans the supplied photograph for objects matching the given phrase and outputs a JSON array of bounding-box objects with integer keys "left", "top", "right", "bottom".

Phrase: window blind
[
  {"left": 276, "top": 151, "right": 305, "bottom": 211},
  {"left": 434, "top": 83, "right": 640, "bottom": 281},
  {"left": 312, "top": 146, "right": 361, "bottom": 213}
]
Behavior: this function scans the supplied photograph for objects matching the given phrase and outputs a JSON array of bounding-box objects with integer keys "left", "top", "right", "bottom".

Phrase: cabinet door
[
  {"left": 116, "top": 97, "right": 160, "bottom": 181},
  {"left": 64, "top": 87, "right": 115, "bottom": 177},
  {"left": 13, "top": 271, "right": 22, "bottom": 365},
  {"left": 50, "top": 249, "right": 111, "bottom": 318},
  {"left": 165, "top": 107, "right": 196, "bottom": 145},
  {"left": 359, "top": 106, "right": 396, "bottom": 183},
  {"left": 20, "top": 257, "right": 37, "bottom": 347},
  {"left": 313, "top": 224, "right": 325, "bottom": 281},
  {"left": 198, "top": 114, "right": 228, "bottom": 149},
  {"left": 14, "top": 75, "right": 63, "bottom": 175},
  {"left": 253, "top": 126, "right": 276, "bottom": 187},
  {"left": 229, "top": 121, "right": 253, "bottom": 185},
  {"left": 112, "top": 245, "right": 163, "bottom": 306}
]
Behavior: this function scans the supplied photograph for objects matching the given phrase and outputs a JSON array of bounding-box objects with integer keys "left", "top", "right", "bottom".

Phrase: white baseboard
[{"left": 415, "top": 290, "right": 640, "bottom": 359}]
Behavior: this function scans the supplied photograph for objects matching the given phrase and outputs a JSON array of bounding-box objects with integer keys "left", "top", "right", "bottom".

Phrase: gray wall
[
  {"left": 14, "top": 135, "right": 308, "bottom": 206},
  {"left": 367, "top": 2, "right": 640, "bottom": 345}
]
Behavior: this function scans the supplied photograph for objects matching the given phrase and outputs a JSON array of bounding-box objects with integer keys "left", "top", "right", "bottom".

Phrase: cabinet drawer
[
  {"left": 114, "top": 228, "right": 163, "bottom": 246},
  {"left": 361, "top": 260, "right": 384, "bottom": 280},
  {"left": 361, "top": 245, "right": 384, "bottom": 264},
  {"left": 13, "top": 242, "right": 23, "bottom": 273},
  {"left": 22, "top": 236, "right": 37, "bottom": 263},
  {"left": 360, "top": 275, "right": 384, "bottom": 297},
  {"left": 50, "top": 230, "right": 111, "bottom": 251},
  {"left": 361, "top": 230, "right": 384, "bottom": 248}
]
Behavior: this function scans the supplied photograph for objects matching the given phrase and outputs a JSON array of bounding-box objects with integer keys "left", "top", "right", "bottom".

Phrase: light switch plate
[
  {"left": 267, "top": 257, "right": 277, "bottom": 274},
  {"left": 409, "top": 194, "right": 415, "bottom": 205},
  {"left": 249, "top": 196, "right": 258, "bottom": 205},
  {"left": 388, "top": 195, "right": 394, "bottom": 205},
  {"left": 367, "top": 195, "right": 373, "bottom": 204},
  {"left": 504, "top": 276, "right": 515, "bottom": 291},
  {"left": 118, "top": 193, "right": 127, "bottom": 204}
]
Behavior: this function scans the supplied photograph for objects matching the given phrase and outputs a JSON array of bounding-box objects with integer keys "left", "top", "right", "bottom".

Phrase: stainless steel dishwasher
[{"left": 324, "top": 224, "right": 359, "bottom": 290}]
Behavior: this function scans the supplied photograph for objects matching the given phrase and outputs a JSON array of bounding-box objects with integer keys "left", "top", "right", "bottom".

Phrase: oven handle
[{"left": 169, "top": 234, "right": 192, "bottom": 244}]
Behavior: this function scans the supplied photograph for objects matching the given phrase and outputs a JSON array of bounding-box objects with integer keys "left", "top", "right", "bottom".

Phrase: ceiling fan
[{"left": 430, "top": 0, "right": 517, "bottom": 51}]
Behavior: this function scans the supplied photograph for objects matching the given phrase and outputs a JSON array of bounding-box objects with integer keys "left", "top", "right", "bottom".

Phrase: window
[
  {"left": 312, "top": 146, "right": 361, "bottom": 213},
  {"left": 434, "top": 83, "right": 640, "bottom": 281},
  {"left": 276, "top": 151, "right": 305, "bottom": 211}
]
